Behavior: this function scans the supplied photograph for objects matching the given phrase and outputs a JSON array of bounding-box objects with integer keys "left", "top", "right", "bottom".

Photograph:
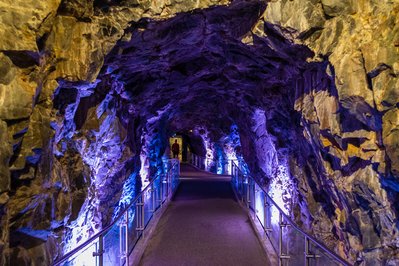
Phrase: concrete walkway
[{"left": 139, "top": 164, "right": 270, "bottom": 266}]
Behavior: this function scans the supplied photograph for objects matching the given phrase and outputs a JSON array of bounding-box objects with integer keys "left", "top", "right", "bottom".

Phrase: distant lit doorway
[{"left": 169, "top": 136, "right": 183, "bottom": 161}]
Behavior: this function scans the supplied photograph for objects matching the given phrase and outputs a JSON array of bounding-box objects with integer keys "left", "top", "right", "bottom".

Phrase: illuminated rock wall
[
  {"left": 0, "top": 0, "right": 398, "bottom": 265},
  {"left": 259, "top": 1, "right": 399, "bottom": 263},
  {"left": 0, "top": 1, "right": 231, "bottom": 264}
]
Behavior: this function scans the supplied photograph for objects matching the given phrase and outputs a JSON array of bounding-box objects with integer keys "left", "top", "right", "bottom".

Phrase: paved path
[{"left": 139, "top": 164, "right": 270, "bottom": 266}]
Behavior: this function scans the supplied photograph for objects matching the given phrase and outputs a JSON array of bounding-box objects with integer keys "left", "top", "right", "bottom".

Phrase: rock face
[
  {"left": 0, "top": 0, "right": 232, "bottom": 264},
  {"left": 261, "top": 1, "right": 399, "bottom": 263},
  {"left": 0, "top": 0, "right": 398, "bottom": 265}
]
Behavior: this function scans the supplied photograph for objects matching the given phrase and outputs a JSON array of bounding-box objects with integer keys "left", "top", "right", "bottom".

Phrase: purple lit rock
[{"left": 0, "top": 0, "right": 398, "bottom": 265}]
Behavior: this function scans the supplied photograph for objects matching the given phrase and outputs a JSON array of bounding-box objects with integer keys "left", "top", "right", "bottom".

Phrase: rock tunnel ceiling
[
  {"left": 0, "top": 0, "right": 399, "bottom": 265},
  {"left": 96, "top": 1, "right": 310, "bottom": 129}
]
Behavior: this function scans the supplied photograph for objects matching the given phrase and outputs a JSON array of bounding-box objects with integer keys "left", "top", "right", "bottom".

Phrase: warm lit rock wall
[
  {"left": 0, "top": 0, "right": 398, "bottom": 265},
  {"left": 256, "top": 0, "right": 399, "bottom": 264},
  {"left": 0, "top": 0, "right": 230, "bottom": 264}
]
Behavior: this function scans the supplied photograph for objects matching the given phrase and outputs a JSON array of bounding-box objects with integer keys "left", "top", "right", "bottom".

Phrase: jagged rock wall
[
  {"left": 253, "top": 0, "right": 399, "bottom": 264},
  {"left": 0, "top": 1, "right": 230, "bottom": 265},
  {"left": 0, "top": 0, "right": 398, "bottom": 265}
]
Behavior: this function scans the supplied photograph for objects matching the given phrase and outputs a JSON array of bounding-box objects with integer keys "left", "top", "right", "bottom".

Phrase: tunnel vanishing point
[{"left": 1, "top": 0, "right": 399, "bottom": 265}]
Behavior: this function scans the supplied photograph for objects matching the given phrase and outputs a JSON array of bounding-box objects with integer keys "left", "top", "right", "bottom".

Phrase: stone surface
[
  {"left": 0, "top": 0, "right": 398, "bottom": 265},
  {"left": 0, "top": 53, "right": 15, "bottom": 85},
  {"left": 262, "top": 0, "right": 399, "bottom": 263},
  {"left": 0, "top": 0, "right": 237, "bottom": 264},
  {"left": 0, "top": 119, "right": 11, "bottom": 265},
  {"left": 0, "top": 0, "right": 60, "bottom": 51},
  {"left": 0, "top": 120, "right": 10, "bottom": 194},
  {"left": 383, "top": 109, "right": 399, "bottom": 175},
  {"left": 321, "top": 0, "right": 355, "bottom": 17},
  {"left": 264, "top": 0, "right": 326, "bottom": 38},
  {"left": 0, "top": 66, "right": 37, "bottom": 120}
]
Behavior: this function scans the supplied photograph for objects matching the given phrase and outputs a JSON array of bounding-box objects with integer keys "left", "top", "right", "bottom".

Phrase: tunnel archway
[
  {"left": 48, "top": 3, "right": 332, "bottom": 261},
  {"left": 2, "top": 0, "right": 399, "bottom": 265}
]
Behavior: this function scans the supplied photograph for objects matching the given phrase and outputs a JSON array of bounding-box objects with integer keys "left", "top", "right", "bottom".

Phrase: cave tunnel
[{"left": 1, "top": 0, "right": 399, "bottom": 265}]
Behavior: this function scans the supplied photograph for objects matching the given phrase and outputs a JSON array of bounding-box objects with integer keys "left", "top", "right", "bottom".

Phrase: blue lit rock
[
  {"left": 0, "top": 1, "right": 236, "bottom": 264},
  {"left": 0, "top": 0, "right": 398, "bottom": 265},
  {"left": 260, "top": 1, "right": 399, "bottom": 262}
]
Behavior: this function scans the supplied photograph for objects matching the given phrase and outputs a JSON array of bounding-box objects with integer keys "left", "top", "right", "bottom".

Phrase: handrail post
[
  {"left": 264, "top": 195, "right": 272, "bottom": 233},
  {"left": 92, "top": 234, "right": 104, "bottom": 266},
  {"left": 246, "top": 177, "right": 250, "bottom": 208},
  {"left": 167, "top": 170, "right": 171, "bottom": 197},
  {"left": 135, "top": 197, "right": 139, "bottom": 237},
  {"left": 150, "top": 183, "right": 155, "bottom": 213},
  {"left": 241, "top": 174, "right": 244, "bottom": 202},
  {"left": 119, "top": 211, "right": 129, "bottom": 266},
  {"left": 279, "top": 212, "right": 290, "bottom": 266},
  {"left": 305, "top": 236, "right": 310, "bottom": 266},
  {"left": 176, "top": 162, "right": 179, "bottom": 190},
  {"left": 160, "top": 174, "right": 164, "bottom": 207},
  {"left": 279, "top": 212, "right": 283, "bottom": 266},
  {"left": 125, "top": 211, "right": 129, "bottom": 266},
  {"left": 178, "top": 161, "right": 180, "bottom": 179},
  {"left": 242, "top": 175, "right": 245, "bottom": 202},
  {"left": 99, "top": 234, "right": 104, "bottom": 266},
  {"left": 305, "top": 236, "right": 321, "bottom": 265},
  {"left": 136, "top": 194, "right": 144, "bottom": 237},
  {"left": 141, "top": 194, "right": 145, "bottom": 238}
]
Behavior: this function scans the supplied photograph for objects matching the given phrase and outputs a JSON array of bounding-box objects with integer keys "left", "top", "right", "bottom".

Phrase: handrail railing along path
[
  {"left": 230, "top": 161, "right": 351, "bottom": 266},
  {"left": 190, "top": 153, "right": 240, "bottom": 175},
  {"left": 53, "top": 159, "right": 180, "bottom": 266},
  {"left": 55, "top": 154, "right": 350, "bottom": 266},
  {"left": 190, "top": 153, "right": 207, "bottom": 170}
]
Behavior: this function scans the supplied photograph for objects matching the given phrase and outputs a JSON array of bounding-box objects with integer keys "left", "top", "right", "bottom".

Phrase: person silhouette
[{"left": 172, "top": 140, "right": 179, "bottom": 158}]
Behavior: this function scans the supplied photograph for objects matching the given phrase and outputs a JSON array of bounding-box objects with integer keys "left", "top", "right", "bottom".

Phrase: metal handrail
[
  {"left": 52, "top": 159, "right": 180, "bottom": 266},
  {"left": 191, "top": 153, "right": 239, "bottom": 164},
  {"left": 190, "top": 153, "right": 206, "bottom": 169},
  {"left": 190, "top": 153, "right": 239, "bottom": 175},
  {"left": 231, "top": 161, "right": 351, "bottom": 265}
]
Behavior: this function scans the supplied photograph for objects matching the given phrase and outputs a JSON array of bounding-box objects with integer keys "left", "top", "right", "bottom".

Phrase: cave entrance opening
[
  {"left": 168, "top": 132, "right": 201, "bottom": 163},
  {"left": 168, "top": 136, "right": 183, "bottom": 161}
]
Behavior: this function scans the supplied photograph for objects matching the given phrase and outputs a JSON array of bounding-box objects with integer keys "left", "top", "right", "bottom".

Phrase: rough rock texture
[
  {"left": 260, "top": 1, "right": 399, "bottom": 264},
  {"left": 0, "top": 0, "right": 231, "bottom": 265},
  {"left": 0, "top": 0, "right": 398, "bottom": 265}
]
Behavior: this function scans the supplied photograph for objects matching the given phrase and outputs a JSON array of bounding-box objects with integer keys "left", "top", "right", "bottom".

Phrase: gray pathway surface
[{"left": 139, "top": 164, "right": 270, "bottom": 266}]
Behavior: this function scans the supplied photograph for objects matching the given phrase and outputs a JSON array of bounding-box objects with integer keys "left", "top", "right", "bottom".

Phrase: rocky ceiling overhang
[
  {"left": 89, "top": 0, "right": 313, "bottom": 136},
  {"left": 1, "top": 0, "right": 399, "bottom": 265}
]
